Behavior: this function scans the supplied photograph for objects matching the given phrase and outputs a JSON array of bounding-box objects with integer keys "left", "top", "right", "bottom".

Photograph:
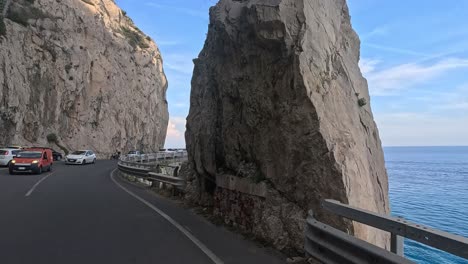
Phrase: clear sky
[{"left": 115, "top": 0, "right": 468, "bottom": 147}]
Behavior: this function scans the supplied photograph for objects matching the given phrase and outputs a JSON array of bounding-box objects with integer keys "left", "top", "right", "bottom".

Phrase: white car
[
  {"left": 65, "top": 150, "right": 96, "bottom": 165},
  {"left": 0, "top": 148, "right": 21, "bottom": 166}
]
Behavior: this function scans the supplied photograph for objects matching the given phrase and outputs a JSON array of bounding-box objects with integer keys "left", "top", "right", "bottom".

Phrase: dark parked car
[{"left": 51, "top": 150, "right": 63, "bottom": 161}]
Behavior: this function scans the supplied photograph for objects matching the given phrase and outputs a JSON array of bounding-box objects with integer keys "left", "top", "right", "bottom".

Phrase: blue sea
[{"left": 385, "top": 147, "right": 468, "bottom": 264}]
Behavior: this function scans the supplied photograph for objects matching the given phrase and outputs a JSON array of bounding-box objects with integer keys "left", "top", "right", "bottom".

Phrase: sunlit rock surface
[
  {"left": 0, "top": 0, "right": 168, "bottom": 155},
  {"left": 186, "top": 0, "right": 389, "bottom": 252}
]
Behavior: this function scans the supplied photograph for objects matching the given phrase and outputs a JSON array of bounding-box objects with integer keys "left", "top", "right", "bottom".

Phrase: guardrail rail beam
[
  {"left": 321, "top": 199, "right": 468, "bottom": 259},
  {"left": 305, "top": 211, "right": 414, "bottom": 264}
]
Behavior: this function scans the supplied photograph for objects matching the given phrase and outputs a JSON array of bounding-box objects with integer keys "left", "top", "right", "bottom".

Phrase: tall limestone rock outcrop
[
  {"left": 0, "top": 0, "right": 168, "bottom": 155},
  {"left": 186, "top": 0, "right": 389, "bottom": 252}
]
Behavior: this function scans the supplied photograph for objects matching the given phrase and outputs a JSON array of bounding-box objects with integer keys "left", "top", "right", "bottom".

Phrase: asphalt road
[{"left": 0, "top": 161, "right": 285, "bottom": 264}]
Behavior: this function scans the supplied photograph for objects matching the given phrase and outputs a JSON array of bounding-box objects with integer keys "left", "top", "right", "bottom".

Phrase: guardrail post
[{"left": 391, "top": 233, "right": 404, "bottom": 256}]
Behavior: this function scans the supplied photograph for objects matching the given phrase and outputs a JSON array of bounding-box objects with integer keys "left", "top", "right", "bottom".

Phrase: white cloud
[
  {"left": 443, "top": 102, "right": 468, "bottom": 110},
  {"left": 173, "top": 102, "right": 188, "bottom": 108},
  {"left": 363, "top": 58, "right": 468, "bottom": 95},
  {"left": 359, "top": 58, "right": 380, "bottom": 75},
  {"left": 165, "top": 117, "right": 186, "bottom": 148},
  {"left": 376, "top": 112, "right": 468, "bottom": 146},
  {"left": 165, "top": 72, "right": 192, "bottom": 90},
  {"left": 164, "top": 54, "right": 195, "bottom": 75},
  {"left": 364, "top": 43, "right": 430, "bottom": 57},
  {"left": 361, "top": 26, "right": 390, "bottom": 40},
  {"left": 431, "top": 84, "right": 468, "bottom": 111}
]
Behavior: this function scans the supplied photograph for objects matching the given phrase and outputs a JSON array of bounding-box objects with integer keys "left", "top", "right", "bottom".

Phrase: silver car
[{"left": 0, "top": 148, "right": 21, "bottom": 167}]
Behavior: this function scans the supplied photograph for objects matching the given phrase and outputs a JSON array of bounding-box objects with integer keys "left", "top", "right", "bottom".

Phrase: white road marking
[
  {"left": 25, "top": 173, "right": 54, "bottom": 197},
  {"left": 110, "top": 169, "right": 224, "bottom": 264}
]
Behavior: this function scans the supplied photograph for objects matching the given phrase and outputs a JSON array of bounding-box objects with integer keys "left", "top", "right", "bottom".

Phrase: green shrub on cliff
[
  {"left": 120, "top": 26, "right": 149, "bottom": 49},
  {"left": 46, "top": 133, "right": 58, "bottom": 143},
  {"left": 6, "top": 2, "right": 51, "bottom": 27},
  {"left": 46, "top": 133, "right": 69, "bottom": 155},
  {"left": 358, "top": 98, "right": 367, "bottom": 107},
  {"left": 7, "top": 10, "right": 28, "bottom": 27}
]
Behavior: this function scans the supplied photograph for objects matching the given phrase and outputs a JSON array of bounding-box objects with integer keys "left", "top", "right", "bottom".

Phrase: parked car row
[
  {"left": 0, "top": 146, "right": 63, "bottom": 163},
  {"left": 0, "top": 146, "right": 97, "bottom": 175}
]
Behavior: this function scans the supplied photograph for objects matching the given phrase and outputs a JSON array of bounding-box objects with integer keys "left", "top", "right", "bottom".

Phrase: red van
[{"left": 9, "top": 148, "right": 53, "bottom": 175}]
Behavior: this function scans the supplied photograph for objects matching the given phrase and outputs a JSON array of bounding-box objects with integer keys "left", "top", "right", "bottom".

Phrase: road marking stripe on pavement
[
  {"left": 25, "top": 173, "right": 54, "bottom": 197},
  {"left": 110, "top": 169, "right": 224, "bottom": 264}
]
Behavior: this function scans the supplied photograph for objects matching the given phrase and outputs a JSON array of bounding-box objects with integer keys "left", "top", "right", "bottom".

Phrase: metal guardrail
[
  {"left": 120, "top": 151, "right": 188, "bottom": 163},
  {"left": 147, "top": 172, "right": 185, "bottom": 189},
  {"left": 117, "top": 151, "right": 187, "bottom": 190},
  {"left": 306, "top": 216, "right": 413, "bottom": 264},
  {"left": 119, "top": 160, "right": 155, "bottom": 171},
  {"left": 118, "top": 162, "right": 152, "bottom": 177},
  {"left": 119, "top": 152, "right": 468, "bottom": 263},
  {"left": 305, "top": 199, "right": 468, "bottom": 264}
]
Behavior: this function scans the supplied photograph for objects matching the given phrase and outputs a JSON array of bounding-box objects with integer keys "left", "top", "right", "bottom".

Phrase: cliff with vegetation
[
  {"left": 0, "top": 0, "right": 168, "bottom": 155},
  {"left": 186, "top": 0, "right": 390, "bottom": 253}
]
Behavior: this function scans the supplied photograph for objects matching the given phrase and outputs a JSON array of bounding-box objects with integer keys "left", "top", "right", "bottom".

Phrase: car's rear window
[
  {"left": 72, "top": 151, "right": 86, "bottom": 155},
  {"left": 0, "top": 150, "right": 7, "bottom": 155},
  {"left": 16, "top": 152, "right": 42, "bottom": 158}
]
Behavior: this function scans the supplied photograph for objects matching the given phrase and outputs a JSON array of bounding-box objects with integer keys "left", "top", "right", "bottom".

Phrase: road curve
[{"left": 0, "top": 161, "right": 285, "bottom": 264}]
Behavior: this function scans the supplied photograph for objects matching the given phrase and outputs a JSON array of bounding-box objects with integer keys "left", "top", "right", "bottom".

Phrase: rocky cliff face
[
  {"left": 186, "top": 0, "right": 389, "bottom": 252},
  {"left": 0, "top": 0, "right": 168, "bottom": 155}
]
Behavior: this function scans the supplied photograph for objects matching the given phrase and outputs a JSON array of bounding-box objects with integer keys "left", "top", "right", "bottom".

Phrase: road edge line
[
  {"left": 25, "top": 172, "right": 54, "bottom": 197},
  {"left": 110, "top": 169, "right": 224, "bottom": 264}
]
